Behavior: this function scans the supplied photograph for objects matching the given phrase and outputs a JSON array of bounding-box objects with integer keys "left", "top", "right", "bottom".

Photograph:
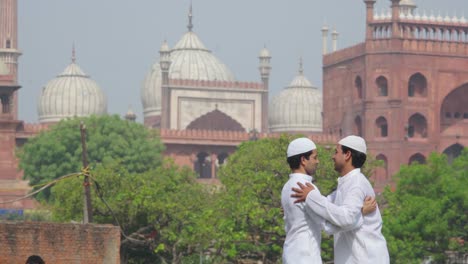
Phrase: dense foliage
[
  {"left": 18, "top": 115, "right": 164, "bottom": 200},
  {"left": 383, "top": 149, "right": 468, "bottom": 263},
  {"left": 51, "top": 159, "right": 212, "bottom": 263}
]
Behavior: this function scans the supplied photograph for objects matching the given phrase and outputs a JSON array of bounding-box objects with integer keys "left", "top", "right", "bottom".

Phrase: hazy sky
[{"left": 18, "top": 0, "right": 465, "bottom": 122}]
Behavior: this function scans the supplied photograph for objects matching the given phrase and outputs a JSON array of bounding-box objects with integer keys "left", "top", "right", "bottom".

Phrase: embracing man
[
  {"left": 291, "top": 135, "right": 389, "bottom": 264},
  {"left": 281, "top": 137, "right": 377, "bottom": 263}
]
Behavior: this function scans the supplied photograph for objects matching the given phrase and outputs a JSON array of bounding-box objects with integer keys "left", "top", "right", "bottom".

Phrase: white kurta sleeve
[
  {"left": 301, "top": 184, "right": 326, "bottom": 226},
  {"left": 305, "top": 187, "right": 364, "bottom": 230},
  {"left": 327, "top": 190, "right": 337, "bottom": 203}
]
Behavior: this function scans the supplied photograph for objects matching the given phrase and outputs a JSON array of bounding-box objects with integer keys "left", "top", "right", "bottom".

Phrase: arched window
[
  {"left": 215, "top": 153, "right": 229, "bottom": 177},
  {"left": 187, "top": 109, "right": 244, "bottom": 131},
  {"left": 217, "top": 153, "right": 228, "bottom": 166},
  {"left": 354, "top": 116, "right": 362, "bottom": 137},
  {"left": 375, "top": 154, "right": 388, "bottom": 181},
  {"left": 408, "top": 113, "right": 428, "bottom": 138},
  {"left": 194, "top": 152, "right": 211, "bottom": 179},
  {"left": 443, "top": 144, "right": 464, "bottom": 164},
  {"left": 0, "top": 94, "right": 10, "bottom": 113},
  {"left": 355, "top": 76, "right": 363, "bottom": 99},
  {"left": 409, "top": 153, "right": 426, "bottom": 164},
  {"left": 440, "top": 84, "right": 468, "bottom": 130},
  {"left": 376, "top": 76, "right": 388, "bottom": 96},
  {"left": 408, "top": 73, "right": 428, "bottom": 97},
  {"left": 375, "top": 116, "right": 388, "bottom": 137},
  {"left": 6, "top": 39, "right": 11, "bottom": 49}
]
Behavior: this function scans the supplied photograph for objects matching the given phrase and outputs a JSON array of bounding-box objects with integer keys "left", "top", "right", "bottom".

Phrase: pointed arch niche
[
  {"left": 407, "top": 113, "right": 427, "bottom": 139},
  {"left": 408, "top": 153, "right": 426, "bottom": 164},
  {"left": 440, "top": 83, "right": 468, "bottom": 131},
  {"left": 186, "top": 109, "right": 244, "bottom": 131},
  {"left": 375, "top": 154, "right": 388, "bottom": 181},
  {"left": 443, "top": 143, "right": 464, "bottom": 164},
  {"left": 376, "top": 76, "right": 388, "bottom": 97},
  {"left": 408, "top": 73, "right": 427, "bottom": 98},
  {"left": 375, "top": 116, "right": 388, "bottom": 138},
  {"left": 355, "top": 76, "right": 363, "bottom": 99},
  {"left": 354, "top": 116, "right": 363, "bottom": 136},
  {"left": 194, "top": 152, "right": 211, "bottom": 179}
]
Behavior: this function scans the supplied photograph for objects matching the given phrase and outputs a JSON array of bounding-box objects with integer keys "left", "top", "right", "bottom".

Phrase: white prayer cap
[
  {"left": 338, "top": 135, "right": 367, "bottom": 154},
  {"left": 287, "top": 137, "right": 317, "bottom": 157}
]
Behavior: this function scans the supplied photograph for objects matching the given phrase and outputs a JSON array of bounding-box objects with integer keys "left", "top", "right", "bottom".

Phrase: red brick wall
[{"left": 0, "top": 222, "right": 120, "bottom": 264}]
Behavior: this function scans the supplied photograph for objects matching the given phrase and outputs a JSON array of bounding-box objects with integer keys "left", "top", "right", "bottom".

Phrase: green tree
[
  {"left": 382, "top": 149, "right": 468, "bottom": 263},
  {"left": 17, "top": 115, "right": 164, "bottom": 200},
  {"left": 50, "top": 159, "right": 212, "bottom": 264}
]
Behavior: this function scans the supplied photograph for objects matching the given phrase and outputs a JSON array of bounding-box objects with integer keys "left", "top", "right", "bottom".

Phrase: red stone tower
[
  {"left": 0, "top": 0, "right": 21, "bottom": 182},
  {"left": 0, "top": 0, "right": 35, "bottom": 209},
  {"left": 0, "top": 0, "right": 21, "bottom": 118},
  {"left": 322, "top": 0, "right": 468, "bottom": 189}
]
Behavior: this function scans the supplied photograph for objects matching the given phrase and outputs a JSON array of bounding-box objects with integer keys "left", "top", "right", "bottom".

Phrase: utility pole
[{"left": 80, "top": 121, "right": 93, "bottom": 223}]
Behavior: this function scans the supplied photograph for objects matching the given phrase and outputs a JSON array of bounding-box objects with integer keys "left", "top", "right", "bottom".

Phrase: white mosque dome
[
  {"left": 269, "top": 60, "right": 322, "bottom": 133},
  {"left": 38, "top": 57, "right": 107, "bottom": 123},
  {"left": 142, "top": 12, "right": 235, "bottom": 119},
  {"left": 142, "top": 61, "right": 162, "bottom": 118},
  {"left": 170, "top": 32, "right": 235, "bottom": 81}
]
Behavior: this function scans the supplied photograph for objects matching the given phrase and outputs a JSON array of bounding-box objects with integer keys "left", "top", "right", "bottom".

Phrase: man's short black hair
[
  {"left": 287, "top": 150, "right": 313, "bottom": 170},
  {"left": 26, "top": 255, "right": 45, "bottom": 264},
  {"left": 341, "top": 145, "right": 366, "bottom": 168}
]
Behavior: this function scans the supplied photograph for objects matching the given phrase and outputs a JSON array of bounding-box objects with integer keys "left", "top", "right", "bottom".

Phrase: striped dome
[
  {"left": 142, "top": 27, "right": 235, "bottom": 119},
  {"left": 169, "top": 31, "right": 235, "bottom": 81},
  {"left": 38, "top": 60, "right": 107, "bottom": 123},
  {"left": 269, "top": 61, "right": 322, "bottom": 133}
]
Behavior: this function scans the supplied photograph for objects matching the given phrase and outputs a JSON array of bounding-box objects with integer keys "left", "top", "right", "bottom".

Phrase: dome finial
[
  {"left": 72, "top": 42, "right": 76, "bottom": 63},
  {"left": 187, "top": 1, "right": 193, "bottom": 32},
  {"left": 299, "top": 57, "right": 304, "bottom": 75},
  {"left": 125, "top": 105, "right": 137, "bottom": 122}
]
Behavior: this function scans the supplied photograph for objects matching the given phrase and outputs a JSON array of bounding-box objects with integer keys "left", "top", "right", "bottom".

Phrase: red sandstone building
[{"left": 323, "top": 0, "right": 468, "bottom": 189}]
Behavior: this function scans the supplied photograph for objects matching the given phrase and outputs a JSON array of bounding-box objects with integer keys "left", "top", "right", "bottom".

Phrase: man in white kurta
[
  {"left": 282, "top": 137, "right": 323, "bottom": 263},
  {"left": 282, "top": 173, "right": 324, "bottom": 263},
  {"left": 292, "top": 135, "right": 389, "bottom": 264}
]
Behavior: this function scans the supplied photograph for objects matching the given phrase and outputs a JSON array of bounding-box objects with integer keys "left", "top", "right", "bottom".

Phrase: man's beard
[{"left": 334, "top": 163, "right": 342, "bottom": 173}]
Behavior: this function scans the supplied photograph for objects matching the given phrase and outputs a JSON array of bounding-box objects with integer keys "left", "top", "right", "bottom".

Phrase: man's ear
[
  {"left": 344, "top": 150, "right": 352, "bottom": 161},
  {"left": 300, "top": 155, "right": 306, "bottom": 166}
]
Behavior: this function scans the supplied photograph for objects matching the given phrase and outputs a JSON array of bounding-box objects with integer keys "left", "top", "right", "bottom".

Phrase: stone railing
[
  {"left": 160, "top": 129, "right": 257, "bottom": 143},
  {"left": 161, "top": 129, "right": 338, "bottom": 145},
  {"left": 370, "top": 11, "right": 468, "bottom": 44},
  {"left": 168, "top": 79, "right": 264, "bottom": 90}
]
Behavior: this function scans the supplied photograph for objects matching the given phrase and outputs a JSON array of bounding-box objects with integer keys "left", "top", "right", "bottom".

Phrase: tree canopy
[
  {"left": 50, "top": 159, "right": 212, "bottom": 263},
  {"left": 382, "top": 149, "right": 468, "bottom": 263},
  {"left": 18, "top": 115, "right": 164, "bottom": 200}
]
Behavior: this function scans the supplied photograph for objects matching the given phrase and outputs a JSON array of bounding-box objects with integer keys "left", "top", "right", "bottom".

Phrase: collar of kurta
[
  {"left": 289, "top": 173, "right": 314, "bottom": 183},
  {"left": 337, "top": 168, "right": 361, "bottom": 185}
]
